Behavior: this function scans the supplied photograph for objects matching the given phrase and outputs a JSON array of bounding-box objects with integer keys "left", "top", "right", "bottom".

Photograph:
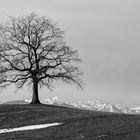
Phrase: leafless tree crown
[{"left": 0, "top": 13, "right": 83, "bottom": 90}]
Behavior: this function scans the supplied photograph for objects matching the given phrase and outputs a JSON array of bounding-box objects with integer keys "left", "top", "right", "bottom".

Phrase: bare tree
[{"left": 0, "top": 13, "right": 83, "bottom": 104}]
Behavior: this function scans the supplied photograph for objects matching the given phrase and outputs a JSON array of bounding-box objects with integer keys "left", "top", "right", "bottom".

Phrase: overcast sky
[{"left": 0, "top": 0, "right": 140, "bottom": 107}]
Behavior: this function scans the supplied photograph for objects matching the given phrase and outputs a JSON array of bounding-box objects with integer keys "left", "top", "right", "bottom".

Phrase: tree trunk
[{"left": 30, "top": 80, "right": 41, "bottom": 104}]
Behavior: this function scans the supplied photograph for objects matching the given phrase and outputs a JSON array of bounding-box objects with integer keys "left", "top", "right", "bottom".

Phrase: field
[{"left": 0, "top": 104, "right": 140, "bottom": 140}]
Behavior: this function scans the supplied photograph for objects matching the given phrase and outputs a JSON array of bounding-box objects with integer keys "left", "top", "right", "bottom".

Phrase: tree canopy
[{"left": 0, "top": 13, "right": 83, "bottom": 104}]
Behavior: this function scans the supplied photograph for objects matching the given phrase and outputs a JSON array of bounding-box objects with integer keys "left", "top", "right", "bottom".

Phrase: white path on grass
[{"left": 0, "top": 123, "right": 62, "bottom": 134}]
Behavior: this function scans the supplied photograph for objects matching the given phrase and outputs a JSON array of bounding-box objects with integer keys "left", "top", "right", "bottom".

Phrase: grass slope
[{"left": 0, "top": 104, "right": 140, "bottom": 140}]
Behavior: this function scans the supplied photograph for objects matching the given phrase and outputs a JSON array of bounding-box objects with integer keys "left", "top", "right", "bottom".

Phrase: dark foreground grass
[{"left": 0, "top": 104, "right": 140, "bottom": 140}]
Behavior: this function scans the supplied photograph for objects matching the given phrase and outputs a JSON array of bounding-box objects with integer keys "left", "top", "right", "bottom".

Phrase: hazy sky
[{"left": 0, "top": 0, "right": 140, "bottom": 107}]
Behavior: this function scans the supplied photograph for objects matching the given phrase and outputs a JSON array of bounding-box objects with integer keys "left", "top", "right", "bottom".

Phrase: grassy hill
[{"left": 0, "top": 104, "right": 140, "bottom": 140}]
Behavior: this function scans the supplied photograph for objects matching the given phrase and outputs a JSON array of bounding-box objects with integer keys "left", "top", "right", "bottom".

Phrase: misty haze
[{"left": 0, "top": 0, "right": 140, "bottom": 139}]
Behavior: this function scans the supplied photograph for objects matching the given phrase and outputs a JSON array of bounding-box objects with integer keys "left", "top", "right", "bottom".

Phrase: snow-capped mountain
[
  {"left": 69, "top": 100, "right": 122, "bottom": 113},
  {"left": 121, "top": 107, "right": 135, "bottom": 114},
  {"left": 43, "top": 96, "right": 62, "bottom": 105},
  {"left": 42, "top": 97, "right": 123, "bottom": 113},
  {"left": 131, "top": 106, "right": 140, "bottom": 113},
  {"left": 42, "top": 97, "right": 140, "bottom": 114},
  {"left": 4, "top": 97, "right": 140, "bottom": 114}
]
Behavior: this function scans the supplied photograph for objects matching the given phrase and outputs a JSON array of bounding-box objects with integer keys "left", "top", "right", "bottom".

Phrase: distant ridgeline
[{"left": 3, "top": 97, "right": 140, "bottom": 114}]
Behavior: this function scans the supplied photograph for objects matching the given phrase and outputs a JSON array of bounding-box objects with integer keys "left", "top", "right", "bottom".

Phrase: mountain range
[{"left": 4, "top": 96, "right": 140, "bottom": 114}]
